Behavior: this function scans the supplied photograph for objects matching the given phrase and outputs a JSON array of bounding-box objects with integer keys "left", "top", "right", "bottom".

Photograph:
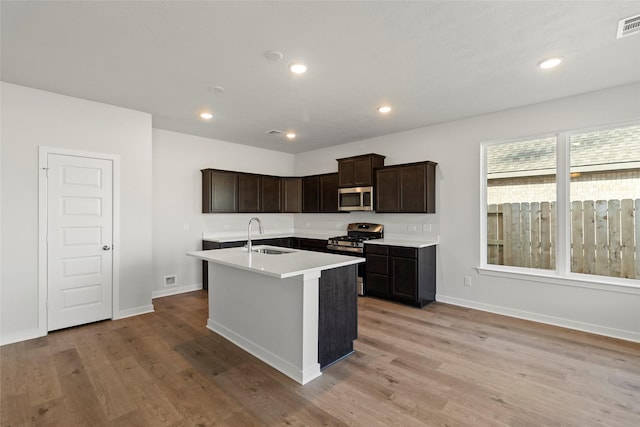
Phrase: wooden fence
[{"left": 487, "top": 199, "right": 640, "bottom": 279}]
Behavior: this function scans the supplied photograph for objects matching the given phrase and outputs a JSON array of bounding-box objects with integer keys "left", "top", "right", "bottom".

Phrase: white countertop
[
  {"left": 188, "top": 245, "right": 364, "bottom": 279},
  {"left": 364, "top": 238, "right": 438, "bottom": 248},
  {"left": 202, "top": 230, "right": 335, "bottom": 243},
  {"left": 202, "top": 230, "right": 439, "bottom": 248}
]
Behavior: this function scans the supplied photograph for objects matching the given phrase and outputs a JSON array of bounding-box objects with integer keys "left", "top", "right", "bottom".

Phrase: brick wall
[{"left": 488, "top": 169, "right": 640, "bottom": 204}]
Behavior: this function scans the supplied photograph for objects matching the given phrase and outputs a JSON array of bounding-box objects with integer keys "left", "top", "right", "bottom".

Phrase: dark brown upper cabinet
[
  {"left": 302, "top": 175, "right": 320, "bottom": 212},
  {"left": 319, "top": 173, "right": 339, "bottom": 212},
  {"left": 238, "top": 173, "right": 262, "bottom": 212},
  {"left": 261, "top": 175, "right": 282, "bottom": 213},
  {"left": 281, "top": 177, "right": 302, "bottom": 213},
  {"left": 238, "top": 173, "right": 282, "bottom": 213},
  {"left": 201, "top": 169, "right": 238, "bottom": 213},
  {"left": 302, "top": 173, "right": 341, "bottom": 213},
  {"left": 375, "top": 161, "right": 437, "bottom": 213},
  {"left": 337, "top": 153, "right": 385, "bottom": 188}
]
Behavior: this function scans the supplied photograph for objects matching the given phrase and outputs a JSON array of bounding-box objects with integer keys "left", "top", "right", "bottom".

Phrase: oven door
[{"left": 338, "top": 187, "right": 373, "bottom": 211}]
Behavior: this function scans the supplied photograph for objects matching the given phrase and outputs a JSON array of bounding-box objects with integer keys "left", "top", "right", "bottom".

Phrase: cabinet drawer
[
  {"left": 366, "top": 254, "right": 388, "bottom": 275},
  {"left": 389, "top": 246, "right": 417, "bottom": 258},
  {"left": 365, "top": 244, "right": 388, "bottom": 255}
]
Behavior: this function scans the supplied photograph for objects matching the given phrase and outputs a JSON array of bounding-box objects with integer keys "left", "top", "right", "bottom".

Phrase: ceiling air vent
[
  {"left": 617, "top": 13, "right": 640, "bottom": 39},
  {"left": 266, "top": 129, "right": 285, "bottom": 135}
]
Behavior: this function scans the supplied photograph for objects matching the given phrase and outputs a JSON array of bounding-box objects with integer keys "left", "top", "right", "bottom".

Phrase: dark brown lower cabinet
[{"left": 364, "top": 243, "right": 436, "bottom": 307}]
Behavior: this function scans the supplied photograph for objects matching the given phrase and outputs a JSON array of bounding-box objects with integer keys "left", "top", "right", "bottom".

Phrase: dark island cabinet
[
  {"left": 337, "top": 153, "right": 385, "bottom": 187},
  {"left": 364, "top": 243, "right": 436, "bottom": 307},
  {"left": 375, "top": 161, "right": 437, "bottom": 213},
  {"left": 201, "top": 169, "right": 238, "bottom": 213},
  {"left": 281, "top": 177, "right": 302, "bottom": 213}
]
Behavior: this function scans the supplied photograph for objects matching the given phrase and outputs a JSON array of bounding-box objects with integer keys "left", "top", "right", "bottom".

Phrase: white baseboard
[
  {"left": 436, "top": 294, "right": 640, "bottom": 344},
  {"left": 207, "top": 319, "right": 322, "bottom": 385},
  {"left": 114, "top": 304, "right": 155, "bottom": 320},
  {"left": 0, "top": 328, "right": 44, "bottom": 347},
  {"left": 152, "top": 283, "right": 202, "bottom": 299}
]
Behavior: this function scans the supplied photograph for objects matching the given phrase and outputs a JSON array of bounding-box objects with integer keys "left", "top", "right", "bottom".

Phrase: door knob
[{"left": 103, "top": 245, "right": 111, "bottom": 251}]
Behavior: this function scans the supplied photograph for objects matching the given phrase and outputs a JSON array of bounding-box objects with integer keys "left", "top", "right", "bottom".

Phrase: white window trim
[{"left": 479, "top": 120, "right": 640, "bottom": 293}]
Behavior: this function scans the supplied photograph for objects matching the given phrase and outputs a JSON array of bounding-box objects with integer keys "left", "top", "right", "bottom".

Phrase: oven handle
[{"left": 326, "top": 244, "right": 364, "bottom": 254}]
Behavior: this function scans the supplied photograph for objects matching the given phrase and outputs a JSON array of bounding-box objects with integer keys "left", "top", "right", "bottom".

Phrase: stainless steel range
[
  {"left": 327, "top": 223, "right": 383, "bottom": 295},
  {"left": 327, "top": 223, "right": 384, "bottom": 254}
]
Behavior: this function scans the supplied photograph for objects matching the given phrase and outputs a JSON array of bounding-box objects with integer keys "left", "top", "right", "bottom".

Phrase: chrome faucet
[{"left": 247, "top": 217, "right": 264, "bottom": 253}]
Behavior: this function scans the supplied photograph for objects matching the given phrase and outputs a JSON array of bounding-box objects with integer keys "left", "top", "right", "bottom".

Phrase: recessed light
[
  {"left": 377, "top": 106, "right": 392, "bottom": 113},
  {"left": 289, "top": 63, "right": 308, "bottom": 74},
  {"left": 286, "top": 132, "right": 296, "bottom": 139},
  {"left": 200, "top": 112, "right": 213, "bottom": 120},
  {"left": 538, "top": 57, "right": 563, "bottom": 69}
]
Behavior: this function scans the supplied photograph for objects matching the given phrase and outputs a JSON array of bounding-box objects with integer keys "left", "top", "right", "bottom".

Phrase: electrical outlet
[
  {"left": 423, "top": 224, "right": 432, "bottom": 232},
  {"left": 464, "top": 276, "right": 472, "bottom": 287},
  {"left": 407, "top": 225, "right": 417, "bottom": 232},
  {"left": 164, "top": 275, "right": 177, "bottom": 287}
]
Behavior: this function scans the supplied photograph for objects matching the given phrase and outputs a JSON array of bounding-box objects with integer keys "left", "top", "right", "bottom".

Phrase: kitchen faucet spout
[{"left": 247, "top": 217, "right": 264, "bottom": 253}]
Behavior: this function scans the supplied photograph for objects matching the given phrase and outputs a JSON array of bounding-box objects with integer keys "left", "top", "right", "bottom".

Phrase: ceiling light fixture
[
  {"left": 377, "top": 106, "right": 392, "bottom": 113},
  {"left": 286, "top": 132, "right": 296, "bottom": 139},
  {"left": 200, "top": 112, "right": 213, "bottom": 120},
  {"left": 537, "top": 57, "right": 563, "bottom": 69},
  {"left": 289, "top": 63, "right": 308, "bottom": 74}
]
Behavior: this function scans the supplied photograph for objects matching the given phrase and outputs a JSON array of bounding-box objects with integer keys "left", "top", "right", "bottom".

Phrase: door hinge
[{"left": 42, "top": 167, "right": 49, "bottom": 177}]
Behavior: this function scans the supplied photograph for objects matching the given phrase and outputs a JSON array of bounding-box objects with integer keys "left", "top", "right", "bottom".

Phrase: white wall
[
  {"left": 1, "top": 82, "right": 153, "bottom": 345},
  {"left": 295, "top": 82, "right": 640, "bottom": 342},
  {"left": 151, "top": 129, "right": 295, "bottom": 297}
]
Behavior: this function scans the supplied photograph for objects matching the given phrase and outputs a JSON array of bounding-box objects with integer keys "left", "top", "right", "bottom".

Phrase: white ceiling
[{"left": 2, "top": 1, "right": 640, "bottom": 154}]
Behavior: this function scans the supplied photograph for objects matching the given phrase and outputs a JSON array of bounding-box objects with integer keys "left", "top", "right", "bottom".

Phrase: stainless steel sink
[
  {"left": 252, "top": 248, "right": 292, "bottom": 255},
  {"left": 242, "top": 246, "right": 294, "bottom": 255}
]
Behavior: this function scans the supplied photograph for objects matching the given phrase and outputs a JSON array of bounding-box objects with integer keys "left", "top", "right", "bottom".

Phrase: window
[
  {"left": 486, "top": 136, "right": 557, "bottom": 271},
  {"left": 482, "top": 122, "right": 640, "bottom": 283},
  {"left": 569, "top": 125, "right": 640, "bottom": 279}
]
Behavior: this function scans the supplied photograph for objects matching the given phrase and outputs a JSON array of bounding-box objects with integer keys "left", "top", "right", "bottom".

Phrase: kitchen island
[{"left": 187, "top": 246, "right": 364, "bottom": 385}]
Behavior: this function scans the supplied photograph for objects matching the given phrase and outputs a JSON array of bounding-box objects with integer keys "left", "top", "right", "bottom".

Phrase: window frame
[{"left": 479, "top": 120, "right": 640, "bottom": 293}]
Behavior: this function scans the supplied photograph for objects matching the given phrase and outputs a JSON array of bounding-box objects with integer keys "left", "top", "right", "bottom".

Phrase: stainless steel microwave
[{"left": 338, "top": 186, "right": 374, "bottom": 211}]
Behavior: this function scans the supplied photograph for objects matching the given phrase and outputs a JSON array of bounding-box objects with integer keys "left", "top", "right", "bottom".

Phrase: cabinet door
[
  {"left": 338, "top": 159, "right": 356, "bottom": 187},
  {"left": 400, "top": 164, "right": 427, "bottom": 213},
  {"left": 261, "top": 176, "right": 281, "bottom": 212},
  {"left": 302, "top": 176, "right": 320, "bottom": 212},
  {"left": 320, "top": 173, "right": 339, "bottom": 212},
  {"left": 390, "top": 256, "right": 418, "bottom": 301},
  {"left": 375, "top": 168, "right": 400, "bottom": 212},
  {"left": 202, "top": 170, "right": 238, "bottom": 213},
  {"left": 281, "top": 177, "right": 302, "bottom": 213},
  {"left": 365, "top": 273, "right": 389, "bottom": 297},
  {"left": 238, "top": 173, "right": 261, "bottom": 212}
]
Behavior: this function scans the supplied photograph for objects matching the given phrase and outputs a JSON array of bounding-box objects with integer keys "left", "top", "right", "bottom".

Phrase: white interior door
[{"left": 47, "top": 153, "right": 113, "bottom": 331}]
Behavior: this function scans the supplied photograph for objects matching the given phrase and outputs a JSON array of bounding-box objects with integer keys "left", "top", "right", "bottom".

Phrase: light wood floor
[{"left": 2, "top": 291, "right": 639, "bottom": 426}]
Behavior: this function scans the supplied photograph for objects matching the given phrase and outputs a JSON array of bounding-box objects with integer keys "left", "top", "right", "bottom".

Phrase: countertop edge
[{"left": 188, "top": 248, "right": 364, "bottom": 279}]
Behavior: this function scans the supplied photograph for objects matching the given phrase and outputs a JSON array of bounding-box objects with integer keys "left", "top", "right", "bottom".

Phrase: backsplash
[
  {"left": 292, "top": 212, "right": 440, "bottom": 241},
  {"left": 200, "top": 211, "right": 439, "bottom": 241}
]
